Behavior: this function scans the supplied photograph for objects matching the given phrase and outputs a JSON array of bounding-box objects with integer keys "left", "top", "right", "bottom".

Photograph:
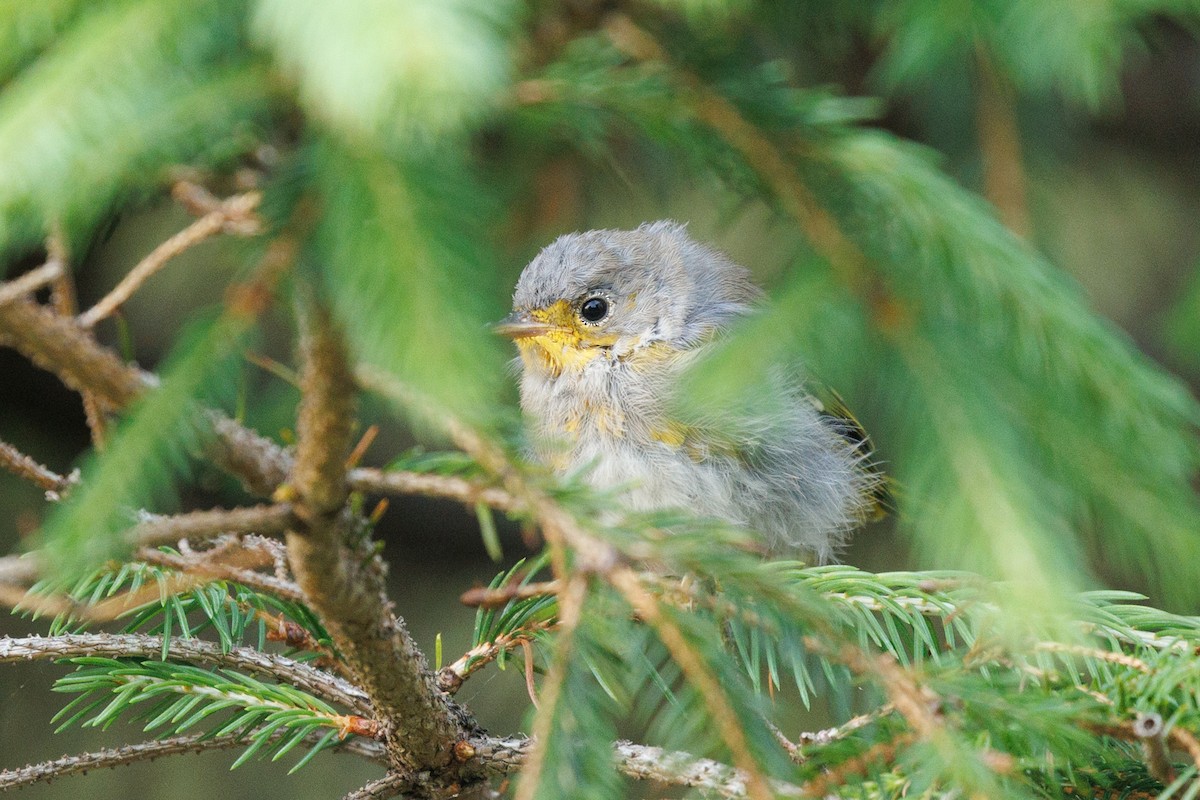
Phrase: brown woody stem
[{"left": 285, "top": 300, "right": 465, "bottom": 772}]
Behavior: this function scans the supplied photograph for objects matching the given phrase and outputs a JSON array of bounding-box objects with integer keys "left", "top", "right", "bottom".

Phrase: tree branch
[
  {"left": 0, "top": 439, "right": 75, "bottom": 496},
  {"left": 0, "top": 246, "right": 298, "bottom": 503},
  {"left": 0, "top": 289, "right": 518, "bottom": 519},
  {"left": 0, "top": 633, "right": 371, "bottom": 714},
  {"left": 0, "top": 733, "right": 256, "bottom": 790},
  {"left": 0, "top": 298, "right": 146, "bottom": 411},
  {"left": 437, "top": 619, "right": 555, "bottom": 695},
  {"left": 44, "top": 234, "right": 110, "bottom": 448},
  {"left": 78, "top": 191, "right": 262, "bottom": 329},
  {"left": 342, "top": 772, "right": 414, "bottom": 800},
  {"left": 137, "top": 545, "right": 307, "bottom": 605},
  {"left": 0, "top": 728, "right": 387, "bottom": 791},
  {"left": 205, "top": 411, "right": 295, "bottom": 497},
  {"left": 610, "top": 567, "right": 775, "bottom": 800},
  {"left": 285, "top": 301, "right": 465, "bottom": 772},
  {"left": 464, "top": 735, "right": 810, "bottom": 799},
  {"left": 130, "top": 504, "right": 295, "bottom": 549},
  {"left": 0, "top": 260, "right": 65, "bottom": 306},
  {"left": 0, "top": 506, "right": 297, "bottom": 594},
  {"left": 347, "top": 467, "right": 520, "bottom": 514}
]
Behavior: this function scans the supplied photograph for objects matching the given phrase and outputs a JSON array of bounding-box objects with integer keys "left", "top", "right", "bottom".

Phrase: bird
[{"left": 494, "top": 221, "right": 880, "bottom": 562}]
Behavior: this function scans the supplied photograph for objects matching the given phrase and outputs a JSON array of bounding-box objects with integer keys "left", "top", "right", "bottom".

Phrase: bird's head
[{"left": 495, "top": 221, "right": 760, "bottom": 379}]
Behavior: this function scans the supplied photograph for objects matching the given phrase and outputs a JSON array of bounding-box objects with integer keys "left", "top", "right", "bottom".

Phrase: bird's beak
[{"left": 491, "top": 311, "right": 559, "bottom": 340}]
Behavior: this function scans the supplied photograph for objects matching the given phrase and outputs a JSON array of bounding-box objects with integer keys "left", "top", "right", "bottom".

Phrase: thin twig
[
  {"left": 342, "top": 772, "right": 414, "bottom": 800},
  {"left": 1033, "top": 641, "right": 1151, "bottom": 673},
  {"left": 466, "top": 736, "right": 810, "bottom": 798},
  {"left": 615, "top": 741, "right": 808, "bottom": 798},
  {"left": 0, "top": 298, "right": 147, "bottom": 410},
  {"left": 0, "top": 728, "right": 387, "bottom": 791},
  {"left": 45, "top": 232, "right": 109, "bottom": 448},
  {"left": 0, "top": 261, "right": 65, "bottom": 307},
  {"left": 0, "top": 237, "right": 297, "bottom": 492},
  {"left": 610, "top": 567, "right": 775, "bottom": 800},
  {"left": 78, "top": 191, "right": 262, "bottom": 328},
  {"left": 137, "top": 546, "right": 307, "bottom": 605},
  {"left": 797, "top": 706, "right": 893, "bottom": 747},
  {"left": 349, "top": 467, "right": 521, "bottom": 514},
  {"left": 171, "top": 179, "right": 224, "bottom": 216},
  {"left": 1, "top": 546, "right": 270, "bottom": 623},
  {"left": 0, "top": 506, "right": 295, "bottom": 590},
  {"left": 437, "top": 620, "right": 556, "bottom": 695},
  {"left": 0, "top": 733, "right": 255, "bottom": 790},
  {"left": 245, "top": 349, "right": 302, "bottom": 387},
  {"left": 0, "top": 633, "right": 371, "bottom": 714},
  {"left": 0, "top": 439, "right": 75, "bottom": 496},
  {"left": 459, "top": 580, "right": 558, "bottom": 609},
  {"left": 130, "top": 504, "right": 296, "bottom": 550},
  {"left": 346, "top": 425, "right": 379, "bottom": 470}
]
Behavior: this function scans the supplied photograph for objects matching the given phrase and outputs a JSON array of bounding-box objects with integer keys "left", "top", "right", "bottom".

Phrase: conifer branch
[
  {"left": 0, "top": 243, "right": 305, "bottom": 503},
  {"left": 511, "top": 573, "right": 588, "bottom": 800},
  {"left": 459, "top": 580, "right": 558, "bottom": 609},
  {"left": 130, "top": 504, "right": 296, "bottom": 550},
  {"left": 341, "top": 772, "right": 414, "bottom": 800},
  {"left": 286, "top": 300, "right": 465, "bottom": 771},
  {"left": 610, "top": 567, "right": 776, "bottom": 800},
  {"left": 0, "top": 733, "right": 257, "bottom": 791},
  {"left": 137, "top": 545, "right": 307, "bottom": 606},
  {"left": 78, "top": 190, "right": 263, "bottom": 329},
  {"left": 0, "top": 298, "right": 147, "bottom": 411},
  {"left": 0, "top": 260, "right": 65, "bottom": 306},
  {"left": 470, "top": 735, "right": 812, "bottom": 799},
  {"left": 613, "top": 741, "right": 807, "bottom": 799},
  {"left": 347, "top": 468, "right": 520, "bottom": 514},
  {"left": 0, "top": 633, "right": 371, "bottom": 714},
  {"left": 205, "top": 411, "right": 295, "bottom": 497},
  {"left": 437, "top": 619, "right": 555, "bottom": 695},
  {"left": 0, "top": 728, "right": 388, "bottom": 791},
  {"left": 0, "top": 507, "right": 296, "bottom": 596},
  {"left": 0, "top": 439, "right": 75, "bottom": 496},
  {"left": 44, "top": 232, "right": 110, "bottom": 448}
]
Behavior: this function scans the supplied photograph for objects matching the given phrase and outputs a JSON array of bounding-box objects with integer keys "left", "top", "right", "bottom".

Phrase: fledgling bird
[{"left": 495, "top": 221, "right": 878, "bottom": 562}]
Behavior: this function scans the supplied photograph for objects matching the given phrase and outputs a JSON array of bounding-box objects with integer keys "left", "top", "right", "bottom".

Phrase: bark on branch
[
  {"left": 0, "top": 633, "right": 371, "bottom": 714},
  {"left": 285, "top": 301, "right": 466, "bottom": 772},
  {"left": 0, "top": 299, "right": 146, "bottom": 411},
  {"left": 131, "top": 504, "right": 295, "bottom": 549},
  {"left": 0, "top": 730, "right": 387, "bottom": 791}
]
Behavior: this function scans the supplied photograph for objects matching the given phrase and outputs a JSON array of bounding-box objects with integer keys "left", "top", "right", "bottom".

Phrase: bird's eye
[{"left": 579, "top": 295, "right": 610, "bottom": 324}]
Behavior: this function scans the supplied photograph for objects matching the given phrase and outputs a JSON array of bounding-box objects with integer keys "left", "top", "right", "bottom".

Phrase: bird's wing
[{"left": 805, "top": 386, "right": 893, "bottom": 521}]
